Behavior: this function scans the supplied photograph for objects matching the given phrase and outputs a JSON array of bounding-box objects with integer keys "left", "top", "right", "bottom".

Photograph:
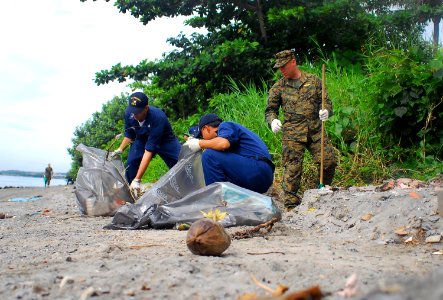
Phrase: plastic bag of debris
[
  {"left": 74, "top": 144, "right": 134, "bottom": 216},
  {"left": 150, "top": 181, "right": 282, "bottom": 229},
  {"left": 107, "top": 145, "right": 281, "bottom": 230},
  {"left": 108, "top": 144, "right": 205, "bottom": 229}
]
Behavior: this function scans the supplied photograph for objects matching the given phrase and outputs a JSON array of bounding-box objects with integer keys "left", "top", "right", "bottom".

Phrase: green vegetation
[{"left": 69, "top": 1, "right": 443, "bottom": 189}]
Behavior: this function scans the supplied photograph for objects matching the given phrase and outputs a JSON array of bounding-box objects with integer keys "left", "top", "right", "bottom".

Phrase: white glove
[
  {"left": 271, "top": 119, "right": 282, "bottom": 133},
  {"left": 130, "top": 179, "right": 141, "bottom": 199},
  {"left": 109, "top": 148, "right": 122, "bottom": 160},
  {"left": 319, "top": 109, "right": 329, "bottom": 121},
  {"left": 184, "top": 138, "right": 201, "bottom": 153}
]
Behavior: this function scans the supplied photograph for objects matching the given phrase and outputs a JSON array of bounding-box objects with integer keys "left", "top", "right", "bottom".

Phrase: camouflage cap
[{"left": 273, "top": 49, "right": 295, "bottom": 68}]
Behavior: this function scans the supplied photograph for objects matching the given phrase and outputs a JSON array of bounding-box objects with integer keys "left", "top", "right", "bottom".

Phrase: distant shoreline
[{"left": 0, "top": 171, "right": 67, "bottom": 179}]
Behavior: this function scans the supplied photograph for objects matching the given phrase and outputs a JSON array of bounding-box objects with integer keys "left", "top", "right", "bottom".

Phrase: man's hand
[
  {"left": 184, "top": 138, "right": 201, "bottom": 153},
  {"left": 130, "top": 179, "right": 141, "bottom": 199},
  {"left": 319, "top": 109, "right": 329, "bottom": 121},
  {"left": 109, "top": 148, "right": 123, "bottom": 160},
  {"left": 271, "top": 119, "right": 282, "bottom": 133}
]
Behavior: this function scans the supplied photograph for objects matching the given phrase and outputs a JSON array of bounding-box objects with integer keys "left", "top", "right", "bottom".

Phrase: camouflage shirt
[{"left": 265, "top": 72, "right": 333, "bottom": 143}]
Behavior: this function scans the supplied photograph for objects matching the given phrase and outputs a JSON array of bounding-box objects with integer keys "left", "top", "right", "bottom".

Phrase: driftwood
[
  {"left": 231, "top": 218, "right": 279, "bottom": 240},
  {"left": 237, "top": 274, "right": 326, "bottom": 300}
]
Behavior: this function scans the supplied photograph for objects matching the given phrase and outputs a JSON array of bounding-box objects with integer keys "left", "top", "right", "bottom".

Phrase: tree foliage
[{"left": 81, "top": 0, "right": 388, "bottom": 118}]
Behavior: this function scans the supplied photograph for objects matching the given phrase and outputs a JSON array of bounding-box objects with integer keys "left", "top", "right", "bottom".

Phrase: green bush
[{"left": 365, "top": 45, "right": 443, "bottom": 160}]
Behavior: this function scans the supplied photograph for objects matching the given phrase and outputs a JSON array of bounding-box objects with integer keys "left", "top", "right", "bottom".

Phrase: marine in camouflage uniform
[{"left": 265, "top": 50, "right": 337, "bottom": 209}]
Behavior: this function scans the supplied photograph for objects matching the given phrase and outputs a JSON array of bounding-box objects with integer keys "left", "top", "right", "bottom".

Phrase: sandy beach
[{"left": 0, "top": 179, "right": 442, "bottom": 300}]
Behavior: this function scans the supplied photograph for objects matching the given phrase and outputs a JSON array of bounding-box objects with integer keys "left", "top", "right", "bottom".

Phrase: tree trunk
[
  {"left": 432, "top": 16, "right": 440, "bottom": 45},
  {"left": 230, "top": 0, "right": 268, "bottom": 43},
  {"left": 256, "top": 0, "right": 268, "bottom": 43}
]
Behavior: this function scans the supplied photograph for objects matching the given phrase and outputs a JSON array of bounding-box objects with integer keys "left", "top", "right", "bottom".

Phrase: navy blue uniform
[
  {"left": 124, "top": 106, "right": 181, "bottom": 183},
  {"left": 202, "top": 121, "right": 274, "bottom": 193}
]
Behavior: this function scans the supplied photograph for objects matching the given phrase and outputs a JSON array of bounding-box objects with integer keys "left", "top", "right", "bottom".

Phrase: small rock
[
  {"left": 429, "top": 216, "right": 440, "bottom": 223},
  {"left": 425, "top": 235, "right": 441, "bottom": 243},
  {"left": 361, "top": 213, "right": 373, "bottom": 221},
  {"left": 80, "top": 287, "right": 97, "bottom": 300}
]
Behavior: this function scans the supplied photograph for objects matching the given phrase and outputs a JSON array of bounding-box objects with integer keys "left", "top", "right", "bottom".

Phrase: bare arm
[
  {"left": 134, "top": 150, "right": 154, "bottom": 181},
  {"left": 199, "top": 137, "right": 230, "bottom": 151},
  {"left": 117, "top": 137, "right": 133, "bottom": 151}
]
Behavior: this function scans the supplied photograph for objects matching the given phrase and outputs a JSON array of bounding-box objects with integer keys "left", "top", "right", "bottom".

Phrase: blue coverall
[
  {"left": 124, "top": 106, "right": 181, "bottom": 183},
  {"left": 202, "top": 121, "right": 274, "bottom": 194}
]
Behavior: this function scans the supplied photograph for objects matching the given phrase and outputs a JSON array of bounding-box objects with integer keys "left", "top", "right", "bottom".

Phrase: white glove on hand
[
  {"left": 271, "top": 119, "right": 282, "bottom": 133},
  {"left": 109, "top": 148, "right": 122, "bottom": 160},
  {"left": 130, "top": 179, "right": 141, "bottom": 199},
  {"left": 184, "top": 138, "right": 201, "bottom": 153},
  {"left": 319, "top": 109, "right": 329, "bottom": 121}
]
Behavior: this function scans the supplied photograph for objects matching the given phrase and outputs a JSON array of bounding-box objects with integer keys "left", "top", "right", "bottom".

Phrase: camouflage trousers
[{"left": 281, "top": 137, "right": 337, "bottom": 208}]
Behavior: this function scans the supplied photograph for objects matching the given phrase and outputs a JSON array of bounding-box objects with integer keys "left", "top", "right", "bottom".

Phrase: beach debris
[
  {"left": 425, "top": 235, "right": 441, "bottom": 243},
  {"left": 59, "top": 276, "right": 75, "bottom": 289},
  {"left": 0, "top": 212, "right": 14, "bottom": 219},
  {"left": 361, "top": 213, "right": 373, "bottom": 221},
  {"left": 8, "top": 195, "right": 43, "bottom": 202},
  {"left": 394, "top": 226, "right": 409, "bottom": 236},
  {"left": 176, "top": 223, "right": 191, "bottom": 231},
  {"left": 396, "top": 178, "right": 425, "bottom": 189},
  {"left": 432, "top": 250, "right": 443, "bottom": 255},
  {"left": 231, "top": 217, "right": 279, "bottom": 240},
  {"left": 186, "top": 210, "right": 231, "bottom": 256},
  {"left": 201, "top": 208, "right": 227, "bottom": 220},
  {"left": 237, "top": 274, "right": 324, "bottom": 300},
  {"left": 32, "top": 284, "right": 49, "bottom": 296},
  {"left": 377, "top": 180, "right": 395, "bottom": 192},
  {"left": 409, "top": 191, "right": 422, "bottom": 199},
  {"left": 337, "top": 273, "right": 359, "bottom": 297},
  {"left": 247, "top": 251, "right": 285, "bottom": 255},
  {"left": 128, "top": 244, "right": 164, "bottom": 250},
  {"left": 79, "top": 287, "right": 97, "bottom": 300},
  {"left": 404, "top": 236, "right": 415, "bottom": 244},
  {"left": 376, "top": 178, "right": 425, "bottom": 191}
]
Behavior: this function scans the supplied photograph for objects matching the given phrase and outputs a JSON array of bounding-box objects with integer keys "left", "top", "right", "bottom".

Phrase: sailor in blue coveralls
[
  {"left": 110, "top": 92, "right": 181, "bottom": 197},
  {"left": 184, "top": 113, "right": 274, "bottom": 193}
]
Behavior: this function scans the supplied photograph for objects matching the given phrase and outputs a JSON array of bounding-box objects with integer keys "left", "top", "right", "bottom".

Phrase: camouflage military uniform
[{"left": 266, "top": 68, "right": 337, "bottom": 208}]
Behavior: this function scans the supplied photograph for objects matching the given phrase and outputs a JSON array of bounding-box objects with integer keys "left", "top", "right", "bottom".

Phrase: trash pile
[
  {"left": 284, "top": 178, "right": 442, "bottom": 246},
  {"left": 73, "top": 144, "right": 281, "bottom": 229},
  {"left": 107, "top": 145, "right": 281, "bottom": 230}
]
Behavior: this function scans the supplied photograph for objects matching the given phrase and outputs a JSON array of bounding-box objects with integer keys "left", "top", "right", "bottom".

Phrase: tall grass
[{"left": 156, "top": 55, "right": 442, "bottom": 188}]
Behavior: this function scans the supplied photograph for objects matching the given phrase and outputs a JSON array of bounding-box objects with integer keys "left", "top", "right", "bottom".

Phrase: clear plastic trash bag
[
  {"left": 108, "top": 145, "right": 205, "bottom": 229},
  {"left": 74, "top": 144, "right": 134, "bottom": 216},
  {"left": 149, "top": 181, "right": 282, "bottom": 229}
]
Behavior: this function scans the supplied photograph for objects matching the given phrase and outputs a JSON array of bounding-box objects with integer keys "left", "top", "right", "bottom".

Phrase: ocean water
[{"left": 0, "top": 175, "right": 67, "bottom": 188}]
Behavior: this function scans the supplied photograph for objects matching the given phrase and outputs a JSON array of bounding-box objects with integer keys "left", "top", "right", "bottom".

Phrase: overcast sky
[{"left": 0, "top": 1, "right": 198, "bottom": 173}]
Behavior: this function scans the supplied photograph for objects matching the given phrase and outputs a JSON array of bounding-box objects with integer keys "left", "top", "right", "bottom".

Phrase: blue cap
[
  {"left": 197, "top": 113, "right": 223, "bottom": 138},
  {"left": 187, "top": 126, "right": 199, "bottom": 138},
  {"left": 126, "top": 92, "right": 149, "bottom": 115}
]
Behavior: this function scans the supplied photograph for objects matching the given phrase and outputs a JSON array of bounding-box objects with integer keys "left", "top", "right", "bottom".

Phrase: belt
[{"left": 253, "top": 155, "right": 275, "bottom": 172}]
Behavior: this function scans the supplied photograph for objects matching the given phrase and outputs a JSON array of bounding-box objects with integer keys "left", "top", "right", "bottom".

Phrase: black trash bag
[
  {"left": 74, "top": 144, "right": 134, "bottom": 216},
  {"left": 149, "top": 182, "right": 282, "bottom": 229},
  {"left": 107, "top": 145, "right": 205, "bottom": 229}
]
